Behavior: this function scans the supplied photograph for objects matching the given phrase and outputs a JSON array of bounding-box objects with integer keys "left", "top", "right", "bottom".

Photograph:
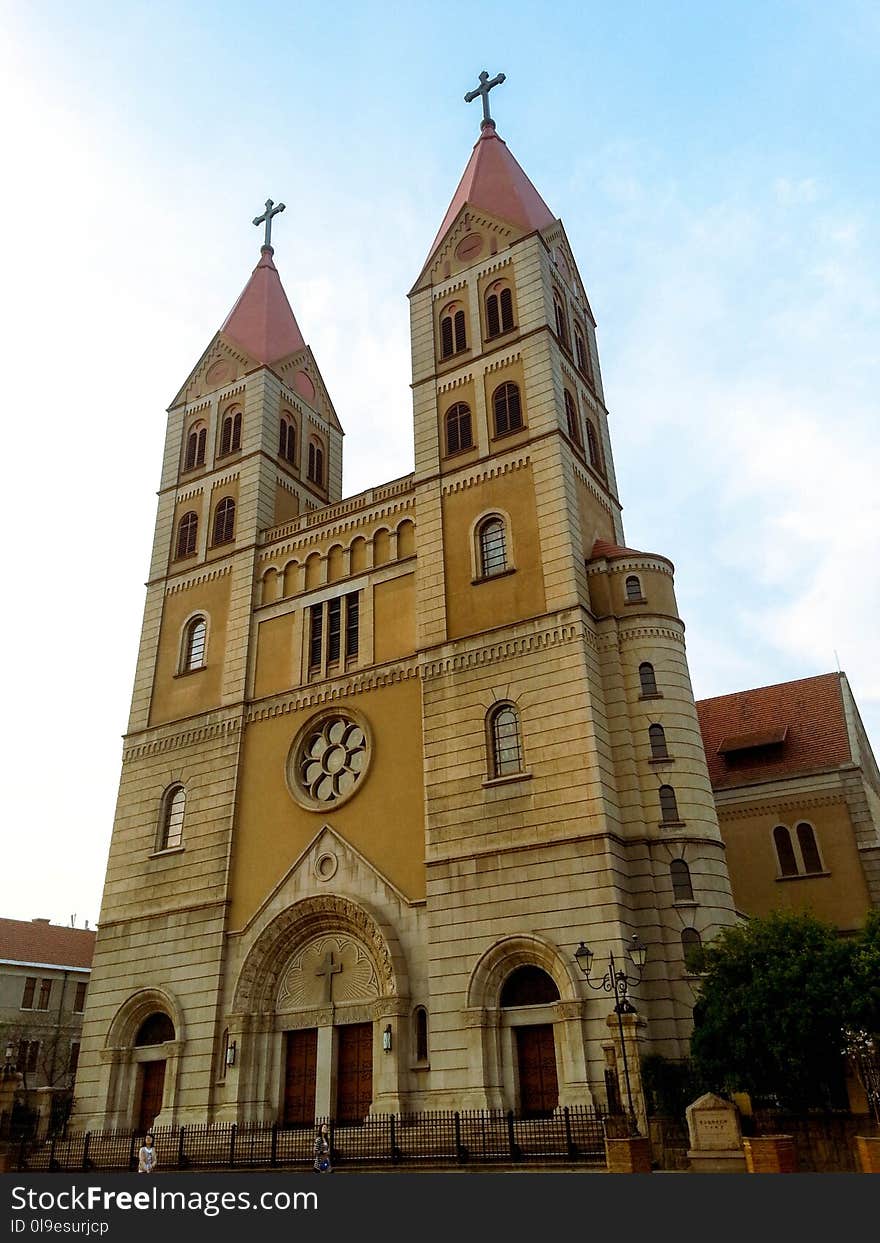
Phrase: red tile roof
[
  {"left": 0, "top": 918, "right": 96, "bottom": 970},
  {"left": 221, "top": 246, "right": 306, "bottom": 364},
  {"left": 696, "top": 673, "right": 852, "bottom": 789},
  {"left": 423, "top": 122, "right": 556, "bottom": 273},
  {"left": 589, "top": 539, "right": 675, "bottom": 570}
]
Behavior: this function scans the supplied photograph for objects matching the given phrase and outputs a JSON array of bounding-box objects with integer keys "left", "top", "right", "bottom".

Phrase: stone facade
[{"left": 73, "top": 119, "right": 738, "bottom": 1131}]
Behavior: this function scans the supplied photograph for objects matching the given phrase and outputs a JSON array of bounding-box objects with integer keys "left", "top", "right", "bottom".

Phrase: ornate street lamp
[{"left": 575, "top": 934, "right": 648, "bottom": 1136}]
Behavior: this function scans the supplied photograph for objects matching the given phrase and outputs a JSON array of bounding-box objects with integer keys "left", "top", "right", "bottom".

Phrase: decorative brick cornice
[
  {"left": 570, "top": 461, "right": 615, "bottom": 518},
  {"left": 441, "top": 455, "right": 530, "bottom": 495},
  {"left": 123, "top": 714, "right": 242, "bottom": 761},
  {"left": 257, "top": 500, "right": 415, "bottom": 566},
  {"left": 484, "top": 349, "right": 522, "bottom": 375},
  {"left": 421, "top": 619, "right": 580, "bottom": 680},
  {"left": 175, "top": 485, "right": 205, "bottom": 504},
  {"left": 261, "top": 475, "right": 415, "bottom": 547},
  {"left": 586, "top": 555, "right": 674, "bottom": 579},
  {"left": 212, "top": 470, "right": 240, "bottom": 490},
  {"left": 715, "top": 792, "right": 846, "bottom": 820},
  {"left": 475, "top": 254, "right": 513, "bottom": 281},
  {"left": 247, "top": 662, "right": 422, "bottom": 722},
  {"left": 164, "top": 564, "right": 232, "bottom": 595},
  {"left": 437, "top": 373, "right": 474, "bottom": 395},
  {"left": 617, "top": 624, "right": 685, "bottom": 645},
  {"left": 183, "top": 397, "right": 211, "bottom": 419}
]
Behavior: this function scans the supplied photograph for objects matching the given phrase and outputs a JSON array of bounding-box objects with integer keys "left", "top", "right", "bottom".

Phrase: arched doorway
[
  {"left": 501, "top": 966, "right": 561, "bottom": 1117},
  {"left": 133, "top": 1013, "right": 175, "bottom": 1132},
  {"left": 101, "top": 989, "right": 184, "bottom": 1129},
  {"left": 229, "top": 896, "right": 409, "bottom": 1125}
]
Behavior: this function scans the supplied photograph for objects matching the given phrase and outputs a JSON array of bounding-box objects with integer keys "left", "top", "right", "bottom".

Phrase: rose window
[{"left": 293, "top": 715, "right": 368, "bottom": 807}]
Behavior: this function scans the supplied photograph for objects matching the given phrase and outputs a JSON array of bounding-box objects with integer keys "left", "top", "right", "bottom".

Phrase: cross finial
[
  {"left": 464, "top": 69, "right": 506, "bottom": 128},
  {"left": 252, "top": 198, "right": 286, "bottom": 250}
]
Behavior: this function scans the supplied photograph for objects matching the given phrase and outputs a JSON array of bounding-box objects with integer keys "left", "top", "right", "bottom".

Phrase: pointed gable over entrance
[
  {"left": 422, "top": 121, "right": 556, "bottom": 276},
  {"left": 221, "top": 245, "right": 306, "bottom": 364}
]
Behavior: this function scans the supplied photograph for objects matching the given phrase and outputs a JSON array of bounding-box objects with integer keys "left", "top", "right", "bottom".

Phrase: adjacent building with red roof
[
  {"left": 696, "top": 672, "right": 880, "bottom": 933},
  {"left": 0, "top": 917, "right": 96, "bottom": 1120}
]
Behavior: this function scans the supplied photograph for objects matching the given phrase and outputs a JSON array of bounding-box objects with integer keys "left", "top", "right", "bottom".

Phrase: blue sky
[{"left": 1, "top": 1, "right": 877, "bottom": 924}]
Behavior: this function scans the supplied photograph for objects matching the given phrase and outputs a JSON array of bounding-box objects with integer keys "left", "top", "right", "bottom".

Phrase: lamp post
[{"left": 575, "top": 934, "right": 648, "bottom": 1136}]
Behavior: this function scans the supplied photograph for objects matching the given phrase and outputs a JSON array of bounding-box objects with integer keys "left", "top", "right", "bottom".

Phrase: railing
[
  {"left": 13, "top": 1106, "right": 607, "bottom": 1172},
  {"left": 261, "top": 475, "right": 415, "bottom": 545}
]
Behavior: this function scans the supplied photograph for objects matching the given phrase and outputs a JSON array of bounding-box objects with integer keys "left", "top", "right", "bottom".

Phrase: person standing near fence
[
  {"left": 138, "top": 1134, "right": 157, "bottom": 1174},
  {"left": 313, "top": 1123, "right": 331, "bottom": 1173}
]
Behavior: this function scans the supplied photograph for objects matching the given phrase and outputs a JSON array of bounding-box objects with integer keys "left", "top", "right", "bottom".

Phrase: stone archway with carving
[
  {"left": 101, "top": 987, "right": 185, "bottom": 1129},
  {"left": 233, "top": 894, "right": 408, "bottom": 1016},
  {"left": 466, "top": 933, "right": 582, "bottom": 1010},
  {"left": 106, "top": 987, "right": 185, "bottom": 1049}
]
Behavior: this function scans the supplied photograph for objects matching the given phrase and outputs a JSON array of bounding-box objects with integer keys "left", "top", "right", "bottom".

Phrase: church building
[{"left": 73, "top": 77, "right": 738, "bottom": 1133}]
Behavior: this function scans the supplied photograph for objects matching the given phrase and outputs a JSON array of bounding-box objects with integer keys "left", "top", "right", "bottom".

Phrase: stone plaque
[{"left": 686, "top": 1092, "right": 742, "bottom": 1152}]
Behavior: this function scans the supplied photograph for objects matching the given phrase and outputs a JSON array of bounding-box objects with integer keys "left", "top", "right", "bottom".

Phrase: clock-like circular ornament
[
  {"left": 287, "top": 710, "right": 371, "bottom": 810},
  {"left": 455, "top": 233, "right": 484, "bottom": 262}
]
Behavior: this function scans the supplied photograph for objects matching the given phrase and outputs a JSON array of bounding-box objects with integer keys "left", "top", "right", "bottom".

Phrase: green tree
[{"left": 690, "top": 911, "right": 853, "bottom": 1109}]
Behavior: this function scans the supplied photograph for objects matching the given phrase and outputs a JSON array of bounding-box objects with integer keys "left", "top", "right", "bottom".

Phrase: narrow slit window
[
  {"left": 649, "top": 724, "right": 669, "bottom": 759},
  {"left": 231, "top": 411, "right": 242, "bottom": 452},
  {"left": 478, "top": 517, "right": 507, "bottom": 577},
  {"left": 309, "top": 603, "right": 323, "bottom": 669},
  {"left": 796, "top": 823, "right": 822, "bottom": 874},
  {"left": 773, "top": 825, "right": 798, "bottom": 876},
  {"left": 453, "top": 308, "right": 467, "bottom": 352},
  {"left": 489, "top": 703, "right": 524, "bottom": 777},
  {"left": 586, "top": 420, "right": 603, "bottom": 473},
  {"left": 659, "top": 784, "right": 680, "bottom": 823},
  {"left": 486, "top": 293, "right": 500, "bottom": 338},
  {"left": 184, "top": 616, "right": 207, "bottom": 670},
  {"left": 670, "top": 859, "right": 694, "bottom": 902},
  {"left": 414, "top": 1008, "right": 429, "bottom": 1063},
  {"left": 554, "top": 298, "right": 570, "bottom": 349},
  {"left": 625, "top": 575, "right": 643, "bottom": 602},
  {"left": 440, "top": 315, "right": 454, "bottom": 358},
  {"left": 564, "top": 390, "right": 580, "bottom": 443},
  {"left": 500, "top": 287, "right": 514, "bottom": 331},
  {"left": 160, "top": 785, "right": 186, "bottom": 850},
  {"left": 185, "top": 431, "right": 197, "bottom": 470},
  {"left": 639, "top": 662, "right": 658, "bottom": 696},
  {"left": 220, "top": 416, "right": 232, "bottom": 456},
  {"left": 345, "top": 592, "right": 359, "bottom": 660},
  {"left": 327, "top": 597, "right": 342, "bottom": 664}
]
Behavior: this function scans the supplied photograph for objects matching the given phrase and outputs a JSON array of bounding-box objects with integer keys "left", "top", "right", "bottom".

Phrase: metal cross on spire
[
  {"left": 252, "top": 198, "right": 286, "bottom": 249},
  {"left": 464, "top": 69, "right": 506, "bottom": 127}
]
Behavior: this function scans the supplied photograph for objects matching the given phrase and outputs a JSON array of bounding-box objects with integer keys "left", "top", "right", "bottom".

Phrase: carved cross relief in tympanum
[{"left": 278, "top": 935, "right": 379, "bottom": 1009}]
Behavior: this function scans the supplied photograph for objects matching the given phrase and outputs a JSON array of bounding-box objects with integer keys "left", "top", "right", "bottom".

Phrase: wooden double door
[
  {"left": 137, "top": 1060, "right": 166, "bottom": 1132},
  {"left": 515, "top": 1024, "right": 559, "bottom": 1117},
  {"left": 282, "top": 1023, "right": 373, "bottom": 1127}
]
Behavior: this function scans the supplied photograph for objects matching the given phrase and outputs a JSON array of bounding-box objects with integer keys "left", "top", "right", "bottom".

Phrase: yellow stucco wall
[
  {"left": 229, "top": 679, "right": 426, "bottom": 925},
  {"left": 721, "top": 799, "right": 872, "bottom": 931},
  {"left": 150, "top": 574, "right": 232, "bottom": 725},
  {"left": 254, "top": 613, "right": 298, "bottom": 699},
  {"left": 374, "top": 574, "right": 416, "bottom": 664},
  {"left": 442, "top": 466, "right": 546, "bottom": 640}
]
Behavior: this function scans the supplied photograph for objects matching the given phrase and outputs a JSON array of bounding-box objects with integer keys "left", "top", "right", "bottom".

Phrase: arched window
[
  {"left": 220, "top": 411, "right": 242, "bottom": 456},
  {"left": 184, "top": 426, "right": 207, "bottom": 470},
  {"left": 574, "top": 324, "right": 592, "bottom": 378},
  {"left": 553, "top": 296, "right": 570, "bottom": 350},
  {"left": 500, "top": 286, "right": 514, "bottom": 332},
  {"left": 564, "top": 389, "right": 581, "bottom": 444},
  {"left": 440, "top": 307, "right": 466, "bottom": 357},
  {"left": 625, "top": 575, "right": 643, "bottom": 602},
  {"left": 492, "top": 381, "right": 523, "bottom": 437},
  {"left": 681, "top": 928, "right": 705, "bottom": 974},
  {"left": 478, "top": 516, "right": 507, "bottom": 578},
  {"left": 135, "top": 1013, "right": 175, "bottom": 1046},
  {"left": 175, "top": 511, "right": 198, "bottom": 559},
  {"left": 670, "top": 859, "right": 694, "bottom": 902},
  {"left": 796, "top": 822, "right": 823, "bottom": 874},
  {"left": 213, "top": 497, "right": 235, "bottom": 545},
  {"left": 183, "top": 616, "right": 207, "bottom": 670},
  {"left": 500, "top": 965, "right": 560, "bottom": 1007},
  {"left": 649, "top": 723, "right": 669, "bottom": 759},
  {"left": 659, "top": 784, "right": 680, "bottom": 823},
  {"left": 279, "top": 417, "right": 296, "bottom": 463},
  {"left": 307, "top": 440, "right": 324, "bottom": 486},
  {"left": 487, "top": 702, "right": 524, "bottom": 778},
  {"left": 639, "top": 662, "right": 658, "bottom": 697},
  {"left": 158, "top": 785, "right": 185, "bottom": 851},
  {"left": 445, "top": 402, "right": 473, "bottom": 455},
  {"left": 586, "top": 420, "right": 603, "bottom": 473},
  {"left": 773, "top": 825, "right": 798, "bottom": 876},
  {"left": 413, "top": 1008, "right": 429, "bottom": 1063},
  {"left": 486, "top": 285, "right": 515, "bottom": 338}
]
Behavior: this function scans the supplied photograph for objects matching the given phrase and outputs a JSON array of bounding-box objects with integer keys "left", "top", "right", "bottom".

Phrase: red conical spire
[
  {"left": 221, "top": 246, "right": 306, "bottom": 365},
  {"left": 423, "top": 121, "right": 556, "bottom": 270}
]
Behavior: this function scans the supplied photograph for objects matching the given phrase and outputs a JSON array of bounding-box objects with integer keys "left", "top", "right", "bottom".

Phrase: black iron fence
[{"left": 12, "top": 1106, "right": 608, "bottom": 1172}]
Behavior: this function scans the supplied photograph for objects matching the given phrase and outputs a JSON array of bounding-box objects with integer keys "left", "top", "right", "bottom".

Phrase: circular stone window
[{"left": 287, "top": 712, "right": 371, "bottom": 810}]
